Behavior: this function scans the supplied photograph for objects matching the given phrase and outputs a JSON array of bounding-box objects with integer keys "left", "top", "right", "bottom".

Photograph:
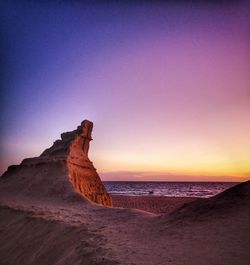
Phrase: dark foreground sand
[
  {"left": 112, "top": 195, "right": 197, "bottom": 214},
  {"left": 1, "top": 181, "right": 250, "bottom": 265}
]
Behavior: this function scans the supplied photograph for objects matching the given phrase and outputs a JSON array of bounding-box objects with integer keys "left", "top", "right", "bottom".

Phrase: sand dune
[{"left": 1, "top": 120, "right": 249, "bottom": 265}]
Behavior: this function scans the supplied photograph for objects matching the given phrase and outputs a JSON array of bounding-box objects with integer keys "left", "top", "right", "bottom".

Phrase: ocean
[{"left": 103, "top": 181, "right": 238, "bottom": 198}]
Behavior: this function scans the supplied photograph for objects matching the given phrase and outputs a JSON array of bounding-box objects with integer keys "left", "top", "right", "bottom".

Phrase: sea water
[{"left": 103, "top": 181, "right": 238, "bottom": 198}]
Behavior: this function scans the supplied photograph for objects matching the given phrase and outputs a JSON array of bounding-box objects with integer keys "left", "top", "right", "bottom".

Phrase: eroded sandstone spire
[
  {"left": 0, "top": 120, "right": 112, "bottom": 206},
  {"left": 67, "top": 120, "right": 112, "bottom": 206}
]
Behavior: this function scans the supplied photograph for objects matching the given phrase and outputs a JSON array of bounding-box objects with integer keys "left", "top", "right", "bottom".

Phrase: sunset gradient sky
[{"left": 1, "top": 1, "right": 250, "bottom": 181}]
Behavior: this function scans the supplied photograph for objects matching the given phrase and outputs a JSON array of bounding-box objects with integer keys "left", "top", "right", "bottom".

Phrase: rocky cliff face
[
  {"left": 66, "top": 121, "right": 112, "bottom": 206},
  {"left": 0, "top": 120, "right": 112, "bottom": 206}
]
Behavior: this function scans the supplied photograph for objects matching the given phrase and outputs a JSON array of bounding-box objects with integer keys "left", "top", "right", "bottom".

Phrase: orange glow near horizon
[
  {"left": 90, "top": 110, "right": 250, "bottom": 182},
  {"left": 91, "top": 134, "right": 250, "bottom": 182}
]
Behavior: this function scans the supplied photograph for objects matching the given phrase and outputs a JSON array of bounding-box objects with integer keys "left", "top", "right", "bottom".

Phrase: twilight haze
[{"left": 0, "top": 1, "right": 249, "bottom": 181}]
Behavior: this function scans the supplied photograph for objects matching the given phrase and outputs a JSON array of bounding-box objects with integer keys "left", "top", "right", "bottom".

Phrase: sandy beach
[{"left": 112, "top": 195, "right": 197, "bottom": 214}]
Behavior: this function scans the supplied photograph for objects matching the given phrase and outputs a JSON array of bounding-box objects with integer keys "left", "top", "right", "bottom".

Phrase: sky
[{"left": 1, "top": 0, "right": 249, "bottom": 181}]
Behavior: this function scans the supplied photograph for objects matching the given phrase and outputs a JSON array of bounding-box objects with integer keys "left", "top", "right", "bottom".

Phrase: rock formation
[
  {"left": 0, "top": 120, "right": 112, "bottom": 206},
  {"left": 66, "top": 120, "right": 112, "bottom": 206}
]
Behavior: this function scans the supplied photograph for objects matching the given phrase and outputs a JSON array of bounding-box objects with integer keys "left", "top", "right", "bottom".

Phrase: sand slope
[
  {"left": 1, "top": 181, "right": 249, "bottom": 265},
  {"left": 0, "top": 206, "right": 118, "bottom": 265}
]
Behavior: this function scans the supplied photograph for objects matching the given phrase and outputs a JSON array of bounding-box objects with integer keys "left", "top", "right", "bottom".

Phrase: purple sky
[{"left": 1, "top": 1, "right": 250, "bottom": 181}]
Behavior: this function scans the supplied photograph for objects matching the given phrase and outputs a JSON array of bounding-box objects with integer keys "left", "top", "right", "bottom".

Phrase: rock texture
[
  {"left": 66, "top": 121, "right": 112, "bottom": 206},
  {"left": 0, "top": 120, "right": 112, "bottom": 206}
]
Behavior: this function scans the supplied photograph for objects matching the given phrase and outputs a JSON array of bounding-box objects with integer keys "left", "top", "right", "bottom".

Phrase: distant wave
[{"left": 103, "top": 181, "right": 238, "bottom": 198}]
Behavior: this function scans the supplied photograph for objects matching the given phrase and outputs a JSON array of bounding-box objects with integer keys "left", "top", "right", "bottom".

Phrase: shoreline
[{"left": 112, "top": 195, "right": 199, "bottom": 214}]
